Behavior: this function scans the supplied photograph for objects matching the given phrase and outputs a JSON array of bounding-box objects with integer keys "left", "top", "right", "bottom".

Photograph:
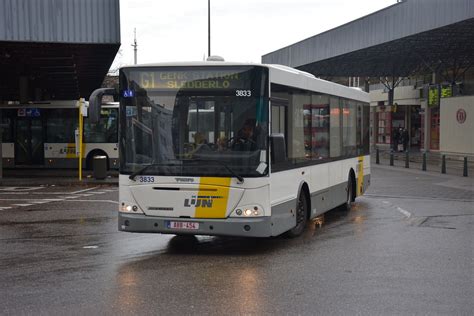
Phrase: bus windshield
[{"left": 119, "top": 66, "right": 269, "bottom": 178}]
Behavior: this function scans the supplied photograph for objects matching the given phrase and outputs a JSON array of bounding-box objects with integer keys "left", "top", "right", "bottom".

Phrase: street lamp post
[
  {"left": 208, "top": 0, "right": 211, "bottom": 57},
  {"left": 132, "top": 28, "right": 137, "bottom": 65}
]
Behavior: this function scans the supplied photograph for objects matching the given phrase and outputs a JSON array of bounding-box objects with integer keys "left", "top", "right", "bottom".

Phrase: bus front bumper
[{"left": 119, "top": 212, "right": 274, "bottom": 237}]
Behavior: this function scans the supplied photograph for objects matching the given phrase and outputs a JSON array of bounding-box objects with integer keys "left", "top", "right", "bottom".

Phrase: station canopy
[
  {"left": 0, "top": 42, "right": 118, "bottom": 100},
  {"left": 262, "top": 0, "right": 474, "bottom": 78},
  {"left": 0, "top": 0, "right": 120, "bottom": 101}
]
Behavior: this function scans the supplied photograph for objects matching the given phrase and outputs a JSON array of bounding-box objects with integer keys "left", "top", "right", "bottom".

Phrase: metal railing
[{"left": 374, "top": 148, "right": 471, "bottom": 177}]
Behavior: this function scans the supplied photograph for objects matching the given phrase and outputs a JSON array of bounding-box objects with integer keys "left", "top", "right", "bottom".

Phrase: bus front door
[{"left": 15, "top": 117, "right": 44, "bottom": 165}]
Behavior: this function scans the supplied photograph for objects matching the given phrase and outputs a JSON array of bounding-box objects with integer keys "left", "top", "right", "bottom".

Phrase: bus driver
[{"left": 232, "top": 119, "right": 257, "bottom": 151}]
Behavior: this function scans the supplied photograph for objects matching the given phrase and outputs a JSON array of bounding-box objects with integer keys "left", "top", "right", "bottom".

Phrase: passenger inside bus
[
  {"left": 189, "top": 131, "right": 214, "bottom": 156},
  {"left": 217, "top": 136, "right": 228, "bottom": 151},
  {"left": 193, "top": 131, "right": 208, "bottom": 145}
]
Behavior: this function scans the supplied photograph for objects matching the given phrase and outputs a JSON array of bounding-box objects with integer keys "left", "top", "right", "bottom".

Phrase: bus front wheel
[{"left": 286, "top": 192, "right": 308, "bottom": 238}]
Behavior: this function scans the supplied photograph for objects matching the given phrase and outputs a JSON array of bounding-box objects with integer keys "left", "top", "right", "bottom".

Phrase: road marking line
[
  {"left": 0, "top": 189, "right": 118, "bottom": 195},
  {"left": 364, "top": 194, "right": 474, "bottom": 203},
  {"left": 0, "top": 187, "right": 43, "bottom": 192},
  {"left": 397, "top": 207, "right": 412, "bottom": 218},
  {"left": 12, "top": 203, "right": 34, "bottom": 207},
  {"left": 83, "top": 245, "right": 99, "bottom": 249},
  {"left": 60, "top": 199, "right": 119, "bottom": 204},
  {"left": 31, "top": 192, "right": 91, "bottom": 195},
  {"left": 0, "top": 198, "right": 64, "bottom": 201},
  {"left": 0, "top": 206, "right": 13, "bottom": 210},
  {"left": 70, "top": 186, "right": 99, "bottom": 194}
]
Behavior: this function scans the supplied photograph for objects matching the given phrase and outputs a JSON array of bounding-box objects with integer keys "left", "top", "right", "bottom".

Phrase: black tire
[
  {"left": 344, "top": 177, "right": 354, "bottom": 211},
  {"left": 286, "top": 192, "right": 308, "bottom": 238}
]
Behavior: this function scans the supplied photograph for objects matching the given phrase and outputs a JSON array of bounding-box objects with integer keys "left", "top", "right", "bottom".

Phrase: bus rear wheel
[
  {"left": 286, "top": 192, "right": 308, "bottom": 238},
  {"left": 344, "top": 176, "right": 354, "bottom": 211}
]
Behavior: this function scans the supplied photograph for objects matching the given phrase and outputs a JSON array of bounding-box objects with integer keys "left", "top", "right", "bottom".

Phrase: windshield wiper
[
  {"left": 129, "top": 162, "right": 181, "bottom": 180},
  {"left": 184, "top": 159, "right": 244, "bottom": 183}
]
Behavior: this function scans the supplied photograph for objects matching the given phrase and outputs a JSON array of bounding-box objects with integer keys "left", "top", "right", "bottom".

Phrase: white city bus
[
  {"left": 0, "top": 100, "right": 118, "bottom": 169},
  {"left": 89, "top": 61, "right": 370, "bottom": 237}
]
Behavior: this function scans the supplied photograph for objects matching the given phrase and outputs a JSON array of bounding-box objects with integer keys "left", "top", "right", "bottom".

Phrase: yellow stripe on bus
[
  {"left": 357, "top": 156, "right": 364, "bottom": 196},
  {"left": 194, "top": 177, "right": 231, "bottom": 219},
  {"left": 65, "top": 143, "right": 86, "bottom": 158},
  {"left": 65, "top": 144, "right": 75, "bottom": 158}
]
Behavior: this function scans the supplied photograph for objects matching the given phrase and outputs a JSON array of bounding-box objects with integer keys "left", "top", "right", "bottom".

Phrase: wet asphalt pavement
[{"left": 0, "top": 166, "right": 473, "bottom": 315}]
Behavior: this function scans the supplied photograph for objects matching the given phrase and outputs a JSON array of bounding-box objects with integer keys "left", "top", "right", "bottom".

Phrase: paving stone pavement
[{"left": 367, "top": 164, "right": 474, "bottom": 202}]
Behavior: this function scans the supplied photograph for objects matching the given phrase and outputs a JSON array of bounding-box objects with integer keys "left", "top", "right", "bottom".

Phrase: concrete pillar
[
  {"left": 364, "top": 78, "right": 370, "bottom": 93},
  {"left": 19, "top": 76, "right": 29, "bottom": 104}
]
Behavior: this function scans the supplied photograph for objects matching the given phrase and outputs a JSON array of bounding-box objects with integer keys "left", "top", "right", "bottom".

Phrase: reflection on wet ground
[
  {"left": 3, "top": 167, "right": 473, "bottom": 314},
  {"left": 1, "top": 187, "right": 396, "bottom": 315},
  {"left": 117, "top": 204, "right": 360, "bottom": 264},
  {"left": 166, "top": 235, "right": 285, "bottom": 255},
  {"left": 134, "top": 206, "right": 359, "bottom": 257},
  {"left": 109, "top": 204, "right": 366, "bottom": 315}
]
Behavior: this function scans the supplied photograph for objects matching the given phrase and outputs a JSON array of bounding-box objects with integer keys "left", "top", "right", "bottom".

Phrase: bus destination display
[{"left": 131, "top": 69, "right": 251, "bottom": 90}]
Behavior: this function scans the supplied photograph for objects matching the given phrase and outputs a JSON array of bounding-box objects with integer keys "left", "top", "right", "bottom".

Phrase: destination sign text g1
[{"left": 132, "top": 69, "right": 250, "bottom": 90}]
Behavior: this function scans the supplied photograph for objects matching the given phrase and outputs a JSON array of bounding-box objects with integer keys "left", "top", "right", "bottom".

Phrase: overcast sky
[{"left": 112, "top": 0, "right": 397, "bottom": 69}]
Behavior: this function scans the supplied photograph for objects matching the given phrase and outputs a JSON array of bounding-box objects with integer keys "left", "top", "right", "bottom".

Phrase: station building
[
  {"left": 0, "top": 0, "right": 120, "bottom": 169},
  {"left": 262, "top": 0, "right": 474, "bottom": 157}
]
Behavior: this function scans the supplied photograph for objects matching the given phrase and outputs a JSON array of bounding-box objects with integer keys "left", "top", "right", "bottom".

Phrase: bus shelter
[{"left": 0, "top": 0, "right": 120, "bottom": 170}]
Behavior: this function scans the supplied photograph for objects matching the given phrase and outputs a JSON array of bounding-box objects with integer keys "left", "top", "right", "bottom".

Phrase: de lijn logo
[{"left": 184, "top": 195, "right": 223, "bottom": 208}]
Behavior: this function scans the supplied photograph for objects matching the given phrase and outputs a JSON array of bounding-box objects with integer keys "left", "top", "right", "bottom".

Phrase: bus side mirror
[
  {"left": 270, "top": 133, "right": 287, "bottom": 165},
  {"left": 88, "top": 88, "right": 116, "bottom": 124}
]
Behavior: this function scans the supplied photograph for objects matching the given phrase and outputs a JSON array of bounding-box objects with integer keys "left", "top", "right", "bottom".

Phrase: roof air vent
[{"left": 206, "top": 55, "right": 225, "bottom": 62}]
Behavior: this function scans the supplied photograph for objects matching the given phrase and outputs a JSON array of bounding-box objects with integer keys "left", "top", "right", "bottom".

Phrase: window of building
[{"left": 377, "top": 111, "right": 391, "bottom": 144}]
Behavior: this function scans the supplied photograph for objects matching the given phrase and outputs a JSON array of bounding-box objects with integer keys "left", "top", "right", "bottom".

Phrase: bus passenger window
[{"left": 307, "top": 94, "right": 330, "bottom": 160}]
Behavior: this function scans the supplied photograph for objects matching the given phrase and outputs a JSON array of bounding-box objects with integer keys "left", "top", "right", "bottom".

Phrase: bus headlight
[
  {"left": 244, "top": 209, "right": 253, "bottom": 216},
  {"left": 120, "top": 202, "right": 143, "bottom": 213},
  {"left": 231, "top": 205, "right": 263, "bottom": 217}
]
